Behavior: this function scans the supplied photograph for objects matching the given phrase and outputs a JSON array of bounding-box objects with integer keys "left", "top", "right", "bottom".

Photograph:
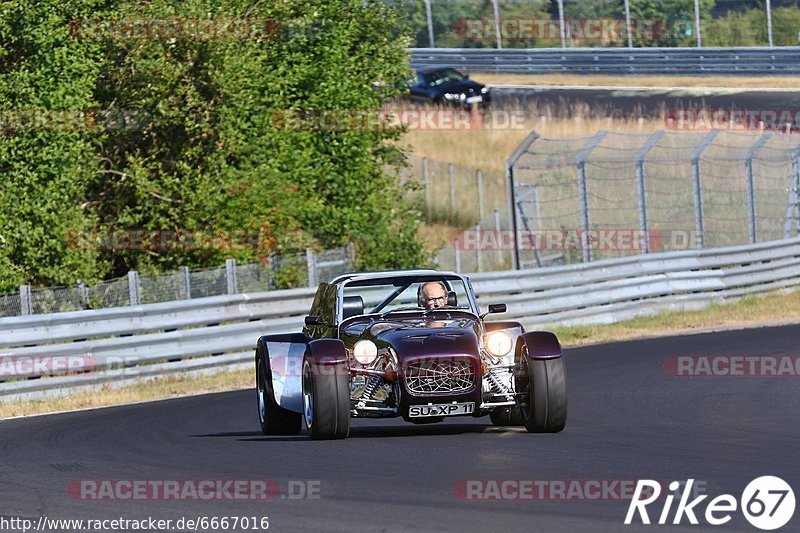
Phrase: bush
[{"left": 0, "top": 0, "right": 425, "bottom": 292}]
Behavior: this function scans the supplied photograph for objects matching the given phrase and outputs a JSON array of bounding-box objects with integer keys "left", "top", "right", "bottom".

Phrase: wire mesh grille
[{"left": 405, "top": 357, "right": 476, "bottom": 394}]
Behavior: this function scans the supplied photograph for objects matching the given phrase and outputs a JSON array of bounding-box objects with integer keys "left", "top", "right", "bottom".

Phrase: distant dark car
[
  {"left": 407, "top": 67, "right": 490, "bottom": 108},
  {"left": 255, "top": 269, "right": 567, "bottom": 440}
]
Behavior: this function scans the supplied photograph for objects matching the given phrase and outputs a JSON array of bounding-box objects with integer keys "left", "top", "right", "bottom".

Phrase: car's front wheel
[
  {"left": 256, "top": 342, "right": 302, "bottom": 436},
  {"left": 302, "top": 356, "right": 351, "bottom": 440},
  {"left": 517, "top": 342, "right": 567, "bottom": 433}
]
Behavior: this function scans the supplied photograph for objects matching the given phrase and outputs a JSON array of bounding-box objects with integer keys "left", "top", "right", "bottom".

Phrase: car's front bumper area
[
  {"left": 445, "top": 92, "right": 491, "bottom": 108},
  {"left": 398, "top": 354, "right": 483, "bottom": 421}
]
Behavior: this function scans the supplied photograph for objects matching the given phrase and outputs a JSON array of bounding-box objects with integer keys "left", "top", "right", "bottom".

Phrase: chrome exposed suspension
[
  {"left": 486, "top": 371, "right": 511, "bottom": 395},
  {"left": 356, "top": 376, "right": 383, "bottom": 408}
]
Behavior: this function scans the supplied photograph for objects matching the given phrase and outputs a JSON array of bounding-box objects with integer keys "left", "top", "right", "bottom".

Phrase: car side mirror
[
  {"left": 304, "top": 315, "right": 325, "bottom": 326},
  {"left": 488, "top": 304, "right": 507, "bottom": 314}
]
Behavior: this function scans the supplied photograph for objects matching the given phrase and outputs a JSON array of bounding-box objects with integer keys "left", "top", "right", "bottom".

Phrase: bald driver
[{"left": 418, "top": 281, "right": 448, "bottom": 311}]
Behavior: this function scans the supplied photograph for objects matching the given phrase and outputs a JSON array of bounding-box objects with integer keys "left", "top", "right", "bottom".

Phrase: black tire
[
  {"left": 518, "top": 344, "right": 568, "bottom": 433},
  {"left": 489, "top": 406, "right": 524, "bottom": 426},
  {"left": 256, "top": 343, "right": 302, "bottom": 436},
  {"left": 302, "top": 356, "right": 351, "bottom": 440}
]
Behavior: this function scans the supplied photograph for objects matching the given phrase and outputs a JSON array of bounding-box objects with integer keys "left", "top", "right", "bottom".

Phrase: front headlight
[
  {"left": 353, "top": 340, "right": 379, "bottom": 365},
  {"left": 444, "top": 93, "right": 458, "bottom": 100},
  {"left": 486, "top": 331, "right": 513, "bottom": 357},
  {"left": 480, "top": 86, "right": 488, "bottom": 94}
]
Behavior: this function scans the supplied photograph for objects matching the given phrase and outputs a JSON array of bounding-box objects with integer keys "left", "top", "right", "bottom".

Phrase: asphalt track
[
  {"left": 1, "top": 324, "right": 799, "bottom": 532},
  {"left": 491, "top": 86, "right": 800, "bottom": 118}
]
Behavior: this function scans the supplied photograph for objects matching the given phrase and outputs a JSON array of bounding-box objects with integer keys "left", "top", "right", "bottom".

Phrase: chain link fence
[
  {"left": 400, "top": 0, "right": 798, "bottom": 49},
  {"left": 0, "top": 247, "right": 353, "bottom": 318},
  {"left": 508, "top": 129, "right": 800, "bottom": 268},
  {"left": 402, "top": 154, "right": 517, "bottom": 272}
]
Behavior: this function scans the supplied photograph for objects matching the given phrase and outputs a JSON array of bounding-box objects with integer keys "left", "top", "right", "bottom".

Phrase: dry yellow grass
[
  {"left": 476, "top": 73, "right": 800, "bottom": 89},
  {"left": 417, "top": 221, "right": 463, "bottom": 253},
  {"left": 0, "top": 369, "right": 251, "bottom": 419},
  {"left": 551, "top": 288, "right": 800, "bottom": 346},
  {"left": 2, "top": 288, "right": 798, "bottom": 420},
  {"left": 402, "top": 113, "right": 664, "bottom": 175}
]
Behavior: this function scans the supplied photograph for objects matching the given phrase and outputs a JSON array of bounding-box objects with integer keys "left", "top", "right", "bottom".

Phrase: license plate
[
  {"left": 408, "top": 402, "right": 475, "bottom": 418},
  {"left": 465, "top": 96, "right": 483, "bottom": 104}
]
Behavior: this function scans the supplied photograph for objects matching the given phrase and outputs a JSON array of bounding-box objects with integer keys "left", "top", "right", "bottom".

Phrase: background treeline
[
  {"left": 402, "top": 0, "right": 800, "bottom": 48},
  {"left": 0, "top": 0, "right": 424, "bottom": 292}
]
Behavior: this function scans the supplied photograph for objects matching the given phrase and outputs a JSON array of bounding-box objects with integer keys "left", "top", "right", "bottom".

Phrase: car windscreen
[
  {"left": 424, "top": 69, "right": 466, "bottom": 87},
  {"left": 342, "top": 275, "right": 473, "bottom": 316}
]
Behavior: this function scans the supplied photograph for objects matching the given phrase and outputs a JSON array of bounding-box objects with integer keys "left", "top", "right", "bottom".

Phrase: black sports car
[{"left": 407, "top": 67, "right": 490, "bottom": 108}]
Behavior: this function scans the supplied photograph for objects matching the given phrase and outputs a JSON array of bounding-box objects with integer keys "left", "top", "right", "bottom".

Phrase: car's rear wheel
[
  {"left": 302, "top": 357, "right": 350, "bottom": 440},
  {"left": 489, "top": 406, "right": 524, "bottom": 426},
  {"left": 518, "top": 343, "right": 567, "bottom": 433},
  {"left": 256, "top": 343, "right": 301, "bottom": 436}
]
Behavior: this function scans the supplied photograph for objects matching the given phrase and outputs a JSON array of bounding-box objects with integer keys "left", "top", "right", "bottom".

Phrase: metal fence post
[
  {"left": 635, "top": 130, "right": 666, "bottom": 253},
  {"left": 306, "top": 248, "right": 318, "bottom": 288},
  {"left": 745, "top": 132, "right": 774, "bottom": 243},
  {"left": 576, "top": 131, "right": 608, "bottom": 262},
  {"left": 476, "top": 169, "right": 485, "bottom": 221},
  {"left": 494, "top": 208, "right": 502, "bottom": 265},
  {"left": 424, "top": 0, "right": 435, "bottom": 48},
  {"left": 785, "top": 147, "right": 800, "bottom": 238},
  {"left": 128, "top": 271, "right": 140, "bottom": 306},
  {"left": 624, "top": 0, "right": 633, "bottom": 48},
  {"left": 423, "top": 157, "right": 430, "bottom": 208},
  {"left": 506, "top": 131, "right": 540, "bottom": 270},
  {"left": 183, "top": 266, "right": 191, "bottom": 299},
  {"left": 19, "top": 284, "right": 32, "bottom": 315},
  {"left": 454, "top": 246, "right": 462, "bottom": 273},
  {"left": 694, "top": 0, "right": 702, "bottom": 47},
  {"left": 576, "top": 164, "right": 591, "bottom": 262},
  {"left": 78, "top": 281, "right": 88, "bottom": 308},
  {"left": 226, "top": 258, "right": 238, "bottom": 295},
  {"left": 449, "top": 162, "right": 456, "bottom": 212},
  {"left": 491, "top": 0, "right": 502, "bottom": 49},
  {"left": 766, "top": 0, "right": 773, "bottom": 48},
  {"left": 515, "top": 188, "right": 542, "bottom": 268},
  {"left": 691, "top": 130, "right": 719, "bottom": 249},
  {"left": 475, "top": 223, "right": 483, "bottom": 272},
  {"left": 557, "top": 0, "right": 566, "bottom": 49}
]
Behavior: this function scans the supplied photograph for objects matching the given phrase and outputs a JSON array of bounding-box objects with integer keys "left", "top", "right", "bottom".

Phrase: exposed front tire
[
  {"left": 256, "top": 342, "right": 302, "bottom": 436},
  {"left": 302, "top": 356, "right": 351, "bottom": 440},
  {"left": 517, "top": 342, "right": 568, "bottom": 433}
]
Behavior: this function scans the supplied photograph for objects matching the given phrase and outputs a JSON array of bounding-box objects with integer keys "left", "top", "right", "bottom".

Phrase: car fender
[
  {"left": 305, "top": 338, "right": 348, "bottom": 366},
  {"left": 517, "top": 331, "right": 563, "bottom": 360},
  {"left": 257, "top": 333, "right": 309, "bottom": 414}
]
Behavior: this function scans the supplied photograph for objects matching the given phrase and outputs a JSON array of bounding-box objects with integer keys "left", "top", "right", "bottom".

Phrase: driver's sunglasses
[{"left": 426, "top": 296, "right": 446, "bottom": 305}]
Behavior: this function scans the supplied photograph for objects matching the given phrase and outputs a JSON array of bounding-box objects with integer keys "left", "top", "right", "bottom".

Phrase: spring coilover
[
  {"left": 357, "top": 376, "right": 383, "bottom": 407},
  {"left": 486, "top": 370, "right": 512, "bottom": 396}
]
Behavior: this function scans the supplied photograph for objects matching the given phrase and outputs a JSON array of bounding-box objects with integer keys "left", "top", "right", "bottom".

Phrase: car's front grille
[{"left": 404, "top": 358, "right": 475, "bottom": 394}]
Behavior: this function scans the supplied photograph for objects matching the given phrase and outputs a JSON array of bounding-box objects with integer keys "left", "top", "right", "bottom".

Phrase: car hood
[{"left": 346, "top": 315, "right": 482, "bottom": 359}]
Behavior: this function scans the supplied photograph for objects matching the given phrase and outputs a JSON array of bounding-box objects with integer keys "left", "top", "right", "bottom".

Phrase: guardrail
[
  {"left": 409, "top": 47, "right": 800, "bottom": 75},
  {"left": 2, "top": 237, "right": 800, "bottom": 400}
]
